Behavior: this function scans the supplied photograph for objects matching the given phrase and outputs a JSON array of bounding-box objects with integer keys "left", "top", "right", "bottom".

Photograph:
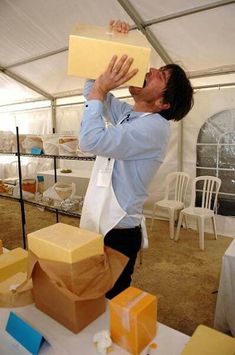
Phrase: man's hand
[
  {"left": 88, "top": 20, "right": 138, "bottom": 101},
  {"left": 88, "top": 55, "right": 138, "bottom": 101},
  {"left": 109, "top": 20, "right": 130, "bottom": 33}
]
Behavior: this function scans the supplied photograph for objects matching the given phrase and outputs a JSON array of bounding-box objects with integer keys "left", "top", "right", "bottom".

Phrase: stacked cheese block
[
  {"left": 109, "top": 286, "right": 157, "bottom": 355},
  {"left": 68, "top": 23, "right": 151, "bottom": 87},
  {"left": 0, "top": 246, "right": 31, "bottom": 306},
  {"left": 181, "top": 324, "right": 235, "bottom": 355},
  {"left": 27, "top": 223, "right": 104, "bottom": 333}
]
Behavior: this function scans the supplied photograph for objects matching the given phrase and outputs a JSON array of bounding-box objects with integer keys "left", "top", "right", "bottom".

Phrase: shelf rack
[{"left": 0, "top": 127, "right": 95, "bottom": 248}]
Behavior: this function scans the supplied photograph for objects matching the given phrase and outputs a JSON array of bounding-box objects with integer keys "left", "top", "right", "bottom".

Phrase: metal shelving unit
[{"left": 0, "top": 127, "right": 95, "bottom": 248}]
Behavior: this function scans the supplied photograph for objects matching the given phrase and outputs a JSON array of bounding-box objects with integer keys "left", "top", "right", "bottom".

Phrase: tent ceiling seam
[
  {"left": 5, "top": 47, "right": 68, "bottom": 70},
  {"left": 133, "top": 0, "right": 235, "bottom": 28},
  {"left": 190, "top": 66, "right": 235, "bottom": 79},
  {"left": 0, "top": 66, "right": 54, "bottom": 100}
]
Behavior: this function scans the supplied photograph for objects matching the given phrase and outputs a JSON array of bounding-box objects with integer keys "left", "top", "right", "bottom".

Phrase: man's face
[{"left": 129, "top": 66, "right": 171, "bottom": 103}]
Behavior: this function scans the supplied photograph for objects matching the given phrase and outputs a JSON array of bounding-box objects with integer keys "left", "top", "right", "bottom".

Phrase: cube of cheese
[
  {"left": 109, "top": 286, "right": 157, "bottom": 355},
  {"left": 27, "top": 223, "right": 103, "bottom": 263},
  {"left": 0, "top": 248, "right": 28, "bottom": 282},
  {"left": 68, "top": 23, "right": 151, "bottom": 87},
  {"left": 181, "top": 325, "right": 235, "bottom": 355}
]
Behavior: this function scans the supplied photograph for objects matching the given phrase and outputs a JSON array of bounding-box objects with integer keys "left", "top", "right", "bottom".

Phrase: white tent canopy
[
  {"left": 1, "top": 0, "right": 235, "bottom": 104},
  {"left": 0, "top": 0, "right": 235, "bottom": 237}
]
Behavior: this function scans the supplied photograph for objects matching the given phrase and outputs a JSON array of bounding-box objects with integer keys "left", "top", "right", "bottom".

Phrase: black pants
[{"left": 104, "top": 226, "right": 142, "bottom": 299}]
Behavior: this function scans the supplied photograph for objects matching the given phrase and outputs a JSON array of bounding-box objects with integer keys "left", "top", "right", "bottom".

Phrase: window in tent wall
[{"left": 196, "top": 109, "right": 235, "bottom": 216}]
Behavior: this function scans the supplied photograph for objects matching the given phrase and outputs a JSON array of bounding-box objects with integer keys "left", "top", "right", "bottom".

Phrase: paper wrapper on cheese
[
  {"left": 28, "top": 247, "right": 128, "bottom": 333},
  {"left": 68, "top": 23, "right": 151, "bottom": 87},
  {"left": 109, "top": 286, "right": 157, "bottom": 355},
  {"left": 0, "top": 272, "right": 33, "bottom": 307}
]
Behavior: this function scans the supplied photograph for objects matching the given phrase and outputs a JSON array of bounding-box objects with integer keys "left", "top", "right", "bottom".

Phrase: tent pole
[
  {"left": 51, "top": 98, "right": 57, "bottom": 133},
  {"left": 0, "top": 67, "right": 54, "bottom": 100},
  {"left": 178, "top": 120, "right": 183, "bottom": 171},
  {"left": 141, "top": 0, "right": 235, "bottom": 27},
  {"left": 117, "top": 0, "right": 172, "bottom": 64}
]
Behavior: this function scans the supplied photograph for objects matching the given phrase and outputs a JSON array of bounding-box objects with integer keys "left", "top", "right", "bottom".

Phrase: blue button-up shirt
[{"left": 80, "top": 80, "right": 170, "bottom": 228}]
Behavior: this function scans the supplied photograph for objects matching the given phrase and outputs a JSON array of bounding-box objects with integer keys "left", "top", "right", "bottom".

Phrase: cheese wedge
[
  {"left": 109, "top": 286, "right": 157, "bottom": 355},
  {"left": 27, "top": 223, "right": 103, "bottom": 263},
  {"left": 0, "top": 248, "right": 28, "bottom": 282},
  {"left": 68, "top": 23, "right": 151, "bottom": 87}
]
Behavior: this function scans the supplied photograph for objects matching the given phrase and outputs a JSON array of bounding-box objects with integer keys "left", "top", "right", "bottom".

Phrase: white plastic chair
[
  {"left": 150, "top": 172, "right": 190, "bottom": 239},
  {"left": 175, "top": 176, "right": 221, "bottom": 250}
]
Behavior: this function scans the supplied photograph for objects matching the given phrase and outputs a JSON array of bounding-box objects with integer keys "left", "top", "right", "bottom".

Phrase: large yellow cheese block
[
  {"left": 0, "top": 248, "right": 28, "bottom": 282},
  {"left": 27, "top": 223, "right": 103, "bottom": 263},
  {"left": 68, "top": 23, "right": 151, "bottom": 87},
  {"left": 181, "top": 325, "right": 235, "bottom": 355},
  {"left": 0, "top": 272, "right": 27, "bottom": 293},
  {"left": 109, "top": 286, "right": 157, "bottom": 355}
]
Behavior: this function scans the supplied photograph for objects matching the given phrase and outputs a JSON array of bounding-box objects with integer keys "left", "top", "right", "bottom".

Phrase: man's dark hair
[{"left": 159, "top": 64, "right": 194, "bottom": 121}]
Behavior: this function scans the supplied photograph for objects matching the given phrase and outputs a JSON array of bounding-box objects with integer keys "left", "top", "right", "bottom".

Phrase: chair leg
[
  {"left": 150, "top": 204, "right": 157, "bottom": 231},
  {"left": 212, "top": 215, "right": 218, "bottom": 240},
  {"left": 184, "top": 215, "right": 188, "bottom": 229},
  {"left": 175, "top": 211, "right": 184, "bottom": 241},
  {"left": 169, "top": 208, "right": 175, "bottom": 240},
  {"left": 198, "top": 217, "right": 205, "bottom": 250}
]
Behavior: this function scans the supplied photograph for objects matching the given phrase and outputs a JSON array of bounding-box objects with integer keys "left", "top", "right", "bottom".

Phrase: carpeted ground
[{"left": 0, "top": 198, "right": 232, "bottom": 336}]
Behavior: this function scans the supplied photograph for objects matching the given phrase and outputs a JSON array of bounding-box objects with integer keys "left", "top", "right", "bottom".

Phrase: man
[{"left": 79, "top": 20, "right": 193, "bottom": 299}]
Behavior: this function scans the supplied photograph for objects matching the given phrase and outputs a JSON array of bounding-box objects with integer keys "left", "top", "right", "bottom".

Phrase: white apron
[{"left": 80, "top": 114, "right": 150, "bottom": 248}]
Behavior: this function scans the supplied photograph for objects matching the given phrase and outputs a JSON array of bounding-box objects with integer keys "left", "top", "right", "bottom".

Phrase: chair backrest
[
  {"left": 164, "top": 172, "right": 190, "bottom": 203},
  {"left": 190, "top": 176, "right": 221, "bottom": 210}
]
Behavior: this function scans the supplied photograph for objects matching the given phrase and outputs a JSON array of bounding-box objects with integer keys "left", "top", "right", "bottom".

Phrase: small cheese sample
[
  {"left": 0, "top": 248, "right": 28, "bottom": 282},
  {"left": 68, "top": 23, "right": 151, "bottom": 87},
  {"left": 181, "top": 325, "right": 235, "bottom": 355},
  {"left": 109, "top": 286, "right": 157, "bottom": 355},
  {"left": 0, "top": 272, "right": 27, "bottom": 293},
  {"left": 27, "top": 223, "right": 103, "bottom": 263}
]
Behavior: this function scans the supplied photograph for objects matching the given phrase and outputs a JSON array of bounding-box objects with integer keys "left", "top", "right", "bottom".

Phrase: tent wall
[{"left": 0, "top": 87, "right": 234, "bottom": 237}]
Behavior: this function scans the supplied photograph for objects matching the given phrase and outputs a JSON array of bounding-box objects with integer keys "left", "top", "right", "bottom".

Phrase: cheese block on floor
[
  {"left": 109, "top": 286, "right": 157, "bottom": 355},
  {"left": 181, "top": 324, "right": 235, "bottom": 355},
  {"left": 68, "top": 23, "right": 151, "bottom": 87},
  {"left": 27, "top": 223, "right": 103, "bottom": 263},
  {"left": 0, "top": 248, "right": 28, "bottom": 282}
]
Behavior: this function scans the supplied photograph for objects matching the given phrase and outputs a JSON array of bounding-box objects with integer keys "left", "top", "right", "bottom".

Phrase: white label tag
[{"left": 97, "top": 170, "right": 112, "bottom": 187}]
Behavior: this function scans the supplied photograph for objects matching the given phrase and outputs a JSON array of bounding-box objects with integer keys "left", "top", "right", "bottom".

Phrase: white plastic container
[
  {"left": 58, "top": 136, "right": 78, "bottom": 156},
  {"left": 42, "top": 134, "right": 60, "bottom": 155},
  {"left": 21, "top": 135, "right": 43, "bottom": 153}
]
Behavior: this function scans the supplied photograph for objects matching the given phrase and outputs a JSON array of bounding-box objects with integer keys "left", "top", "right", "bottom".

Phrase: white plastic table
[
  {"left": 214, "top": 239, "right": 235, "bottom": 336},
  {"left": 0, "top": 304, "right": 189, "bottom": 355},
  {"left": 39, "top": 168, "right": 92, "bottom": 197}
]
